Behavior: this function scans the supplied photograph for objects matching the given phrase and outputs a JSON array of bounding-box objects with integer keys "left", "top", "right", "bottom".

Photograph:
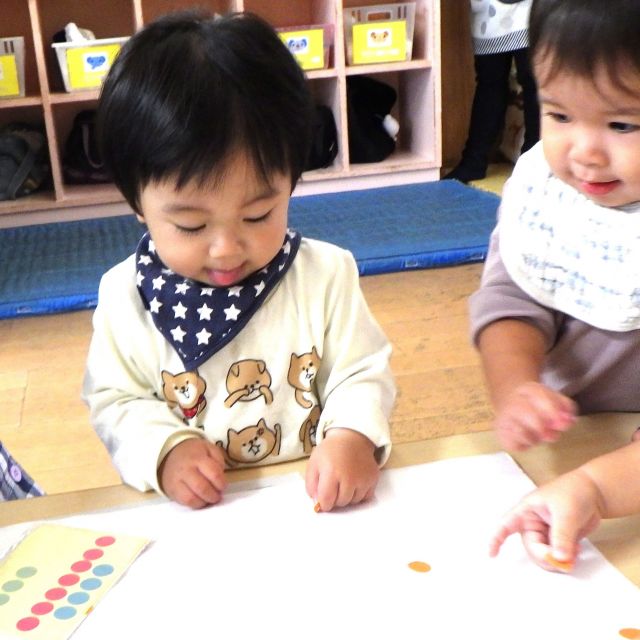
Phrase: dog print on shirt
[
  {"left": 288, "top": 347, "right": 321, "bottom": 409},
  {"left": 224, "top": 359, "right": 274, "bottom": 408},
  {"left": 217, "top": 419, "right": 282, "bottom": 466},
  {"left": 161, "top": 369, "right": 207, "bottom": 424}
]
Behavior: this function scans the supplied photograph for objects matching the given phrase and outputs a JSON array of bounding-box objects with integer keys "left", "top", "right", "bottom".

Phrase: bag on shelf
[
  {"left": 305, "top": 105, "right": 339, "bottom": 171},
  {"left": 0, "top": 123, "right": 50, "bottom": 201},
  {"left": 346, "top": 75, "right": 398, "bottom": 164},
  {"left": 62, "top": 110, "right": 110, "bottom": 184}
]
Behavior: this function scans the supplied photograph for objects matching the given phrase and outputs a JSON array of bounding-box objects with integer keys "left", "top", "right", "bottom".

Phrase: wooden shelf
[{"left": 0, "top": 0, "right": 441, "bottom": 222}]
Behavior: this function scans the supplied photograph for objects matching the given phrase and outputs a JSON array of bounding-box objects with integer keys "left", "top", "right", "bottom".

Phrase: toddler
[
  {"left": 82, "top": 11, "right": 395, "bottom": 511},
  {"left": 469, "top": 0, "right": 640, "bottom": 570}
]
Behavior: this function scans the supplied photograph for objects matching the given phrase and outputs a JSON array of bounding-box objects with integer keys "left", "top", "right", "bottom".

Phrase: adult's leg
[
  {"left": 444, "top": 52, "right": 512, "bottom": 183},
  {"left": 513, "top": 48, "right": 540, "bottom": 154}
]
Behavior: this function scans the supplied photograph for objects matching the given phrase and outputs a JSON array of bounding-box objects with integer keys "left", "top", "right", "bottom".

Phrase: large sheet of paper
[{"left": 2, "top": 453, "right": 640, "bottom": 639}]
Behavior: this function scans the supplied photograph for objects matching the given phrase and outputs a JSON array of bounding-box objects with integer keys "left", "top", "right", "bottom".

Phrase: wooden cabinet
[{"left": 0, "top": 0, "right": 441, "bottom": 225}]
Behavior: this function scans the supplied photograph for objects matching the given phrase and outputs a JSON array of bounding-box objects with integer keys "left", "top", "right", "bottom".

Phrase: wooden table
[{"left": 3, "top": 413, "right": 640, "bottom": 583}]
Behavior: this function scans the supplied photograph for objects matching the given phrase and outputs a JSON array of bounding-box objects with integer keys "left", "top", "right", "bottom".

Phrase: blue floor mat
[{"left": 0, "top": 180, "right": 499, "bottom": 319}]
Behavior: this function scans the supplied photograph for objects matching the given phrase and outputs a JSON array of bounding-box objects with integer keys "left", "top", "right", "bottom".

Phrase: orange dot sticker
[
  {"left": 408, "top": 561, "right": 431, "bottom": 573},
  {"left": 544, "top": 553, "right": 574, "bottom": 572},
  {"left": 619, "top": 628, "right": 640, "bottom": 639}
]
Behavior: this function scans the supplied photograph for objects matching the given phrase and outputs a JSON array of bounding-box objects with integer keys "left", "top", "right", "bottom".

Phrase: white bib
[{"left": 499, "top": 143, "right": 640, "bottom": 331}]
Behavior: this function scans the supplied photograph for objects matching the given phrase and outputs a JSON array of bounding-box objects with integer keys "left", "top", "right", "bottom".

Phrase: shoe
[{"left": 442, "top": 164, "right": 487, "bottom": 184}]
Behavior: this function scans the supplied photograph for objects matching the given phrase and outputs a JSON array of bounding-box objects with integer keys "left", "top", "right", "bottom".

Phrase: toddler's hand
[
  {"left": 489, "top": 469, "right": 603, "bottom": 572},
  {"left": 305, "top": 428, "right": 379, "bottom": 512},
  {"left": 494, "top": 381, "right": 577, "bottom": 451},
  {"left": 159, "top": 437, "right": 227, "bottom": 509}
]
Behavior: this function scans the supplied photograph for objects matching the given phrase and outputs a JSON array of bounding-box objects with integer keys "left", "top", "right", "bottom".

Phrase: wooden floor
[{"left": 0, "top": 171, "right": 509, "bottom": 496}]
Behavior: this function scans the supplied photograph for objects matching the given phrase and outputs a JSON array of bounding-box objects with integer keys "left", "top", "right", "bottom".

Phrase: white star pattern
[
  {"left": 224, "top": 304, "right": 241, "bottom": 321},
  {"left": 170, "top": 325, "right": 186, "bottom": 342},
  {"left": 136, "top": 231, "right": 300, "bottom": 367},
  {"left": 148, "top": 240, "right": 156, "bottom": 253},
  {"left": 149, "top": 297, "right": 162, "bottom": 313},
  {"left": 175, "top": 282, "right": 190, "bottom": 295},
  {"left": 172, "top": 301, "right": 188, "bottom": 319},
  {"left": 195, "top": 328, "right": 212, "bottom": 345},
  {"left": 197, "top": 303, "right": 213, "bottom": 320}
]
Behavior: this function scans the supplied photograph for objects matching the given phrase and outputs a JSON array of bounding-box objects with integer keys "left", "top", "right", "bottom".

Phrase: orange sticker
[
  {"left": 619, "top": 629, "right": 640, "bottom": 639},
  {"left": 408, "top": 561, "right": 431, "bottom": 573},
  {"left": 544, "top": 553, "right": 574, "bottom": 572},
  {"left": 314, "top": 502, "right": 321, "bottom": 513}
]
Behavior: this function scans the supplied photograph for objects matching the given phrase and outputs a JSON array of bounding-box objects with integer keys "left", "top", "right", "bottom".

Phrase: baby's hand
[
  {"left": 159, "top": 438, "right": 227, "bottom": 509},
  {"left": 489, "top": 469, "right": 603, "bottom": 572},
  {"left": 305, "top": 428, "right": 379, "bottom": 512},
  {"left": 494, "top": 381, "right": 577, "bottom": 451}
]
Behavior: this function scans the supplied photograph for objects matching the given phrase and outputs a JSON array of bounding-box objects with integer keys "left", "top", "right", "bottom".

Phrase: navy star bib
[{"left": 136, "top": 229, "right": 301, "bottom": 369}]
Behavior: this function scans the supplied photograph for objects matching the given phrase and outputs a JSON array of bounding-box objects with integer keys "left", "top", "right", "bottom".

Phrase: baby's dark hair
[
  {"left": 529, "top": 0, "right": 640, "bottom": 91},
  {"left": 97, "top": 11, "right": 313, "bottom": 213}
]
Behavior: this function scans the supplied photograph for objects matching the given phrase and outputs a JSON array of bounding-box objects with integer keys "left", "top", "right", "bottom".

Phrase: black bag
[
  {"left": 0, "top": 123, "right": 50, "bottom": 201},
  {"left": 63, "top": 110, "right": 110, "bottom": 184},
  {"left": 347, "top": 76, "right": 397, "bottom": 163},
  {"left": 305, "top": 105, "right": 338, "bottom": 171}
]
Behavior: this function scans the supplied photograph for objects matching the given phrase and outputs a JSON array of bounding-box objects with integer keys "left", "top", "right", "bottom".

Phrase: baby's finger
[
  {"left": 199, "top": 455, "right": 227, "bottom": 494},
  {"left": 489, "top": 511, "right": 527, "bottom": 557},
  {"left": 335, "top": 482, "right": 357, "bottom": 508},
  {"left": 186, "top": 471, "right": 223, "bottom": 506},
  {"left": 316, "top": 472, "right": 339, "bottom": 512},
  {"left": 174, "top": 479, "right": 209, "bottom": 509}
]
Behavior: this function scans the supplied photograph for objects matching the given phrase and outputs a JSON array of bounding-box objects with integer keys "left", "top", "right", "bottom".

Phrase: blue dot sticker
[
  {"left": 54, "top": 606, "right": 77, "bottom": 620},
  {"left": 68, "top": 591, "right": 90, "bottom": 605},
  {"left": 0, "top": 593, "right": 9, "bottom": 606},
  {"left": 79, "top": 578, "right": 102, "bottom": 591},
  {"left": 92, "top": 564, "right": 114, "bottom": 577}
]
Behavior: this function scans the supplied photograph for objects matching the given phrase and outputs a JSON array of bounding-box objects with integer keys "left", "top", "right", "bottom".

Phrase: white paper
[{"left": 2, "top": 453, "right": 639, "bottom": 639}]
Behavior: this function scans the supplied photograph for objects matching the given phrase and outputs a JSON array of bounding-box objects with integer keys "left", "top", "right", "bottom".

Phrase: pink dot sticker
[
  {"left": 16, "top": 617, "right": 39, "bottom": 631},
  {"left": 70, "top": 561, "right": 91, "bottom": 573},
  {"left": 31, "top": 601, "right": 54, "bottom": 615},
  {"left": 83, "top": 549, "right": 104, "bottom": 561},
  {"left": 58, "top": 574, "right": 80, "bottom": 587},
  {"left": 94, "top": 536, "right": 115, "bottom": 547},
  {"left": 45, "top": 588, "right": 66, "bottom": 601}
]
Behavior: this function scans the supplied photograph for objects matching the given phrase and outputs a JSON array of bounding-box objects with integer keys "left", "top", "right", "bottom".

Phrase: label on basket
[
  {"left": 279, "top": 28, "right": 325, "bottom": 70},
  {"left": 0, "top": 54, "right": 20, "bottom": 96},
  {"left": 352, "top": 19, "right": 407, "bottom": 64},
  {"left": 65, "top": 43, "right": 122, "bottom": 89}
]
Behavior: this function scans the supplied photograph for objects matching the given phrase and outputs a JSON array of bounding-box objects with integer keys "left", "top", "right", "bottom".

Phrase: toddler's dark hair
[
  {"left": 529, "top": 0, "right": 640, "bottom": 91},
  {"left": 98, "top": 11, "right": 313, "bottom": 213}
]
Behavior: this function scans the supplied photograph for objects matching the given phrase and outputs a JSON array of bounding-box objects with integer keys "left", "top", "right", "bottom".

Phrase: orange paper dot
[
  {"left": 619, "top": 628, "right": 640, "bottom": 639},
  {"left": 544, "top": 553, "right": 574, "bottom": 572},
  {"left": 408, "top": 561, "right": 431, "bottom": 573},
  {"left": 314, "top": 502, "right": 321, "bottom": 513}
]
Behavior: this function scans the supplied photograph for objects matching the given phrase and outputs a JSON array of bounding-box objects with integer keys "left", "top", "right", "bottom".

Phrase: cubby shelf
[{"left": 0, "top": 0, "right": 441, "bottom": 224}]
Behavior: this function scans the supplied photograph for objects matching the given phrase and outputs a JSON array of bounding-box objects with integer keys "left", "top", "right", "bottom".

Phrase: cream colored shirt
[{"left": 83, "top": 238, "right": 395, "bottom": 494}]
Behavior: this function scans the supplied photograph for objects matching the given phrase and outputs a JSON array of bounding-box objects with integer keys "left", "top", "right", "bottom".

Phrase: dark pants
[{"left": 459, "top": 48, "right": 540, "bottom": 173}]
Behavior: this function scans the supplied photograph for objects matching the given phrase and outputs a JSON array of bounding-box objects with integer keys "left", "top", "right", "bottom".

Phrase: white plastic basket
[
  {"left": 52, "top": 36, "right": 128, "bottom": 92},
  {"left": 0, "top": 37, "right": 25, "bottom": 98}
]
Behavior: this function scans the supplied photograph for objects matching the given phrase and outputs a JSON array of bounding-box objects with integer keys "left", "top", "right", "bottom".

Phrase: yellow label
[
  {"left": 352, "top": 20, "right": 407, "bottom": 64},
  {"left": 0, "top": 54, "right": 20, "bottom": 96},
  {"left": 66, "top": 43, "right": 122, "bottom": 89},
  {"left": 279, "top": 28, "right": 325, "bottom": 70}
]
